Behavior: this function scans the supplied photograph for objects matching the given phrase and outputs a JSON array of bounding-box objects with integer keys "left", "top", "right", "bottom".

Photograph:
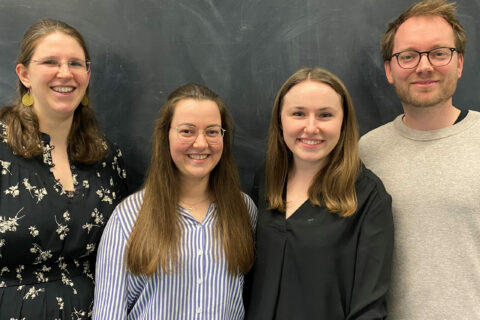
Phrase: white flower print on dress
[
  {"left": 1, "top": 121, "right": 128, "bottom": 316},
  {"left": 30, "top": 243, "right": 53, "bottom": 264},
  {"left": 29, "top": 226, "right": 39, "bottom": 237},
  {"left": 61, "top": 273, "right": 77, "bottom": 294},
  {"left": 15, "top": 265, "right": 24, "bottom": 282},
  {"left": 0, "top": 159, "right": 12, "bottom": 175},
  {"left": 80, "top": 243, "right": 95, "bottom": 258},
  {"left": 55, "top": 216, "right": 70, "bottom": 240},
  {"left": 34, "top": 270, "right": 48, "bottom": 283},
  {"left": 0, "top": 207, "right": 25, "bottom": 233},
  {"left": 0, "top": 266, "right": 9, "bottom": 276},
  {"left": 96, "top": 186, "right": 113, "bottom": 204},
  {"left": 56, "top": 297, "right": 64, "bottom": 310},
  {"left": 4, "top": 183, "right": 19, "bottom": 197},
  {"left": 82, "top": 208, "right": 105, "bottom": 233},
  {"left": 22, "top": 178, "right": 47, "bottom": 203},
  {"left": 83, "top": 260, "right": 93, "bottom": 280},
  {"left": 23, "top": 286, "right": 45, "bottom": 300}
]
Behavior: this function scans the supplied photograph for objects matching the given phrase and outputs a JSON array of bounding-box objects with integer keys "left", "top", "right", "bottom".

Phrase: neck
[
  {"left": 179, "top": 176, "right": 210, "bottom": 203},
  {"left": 402, "top": 101, "right": 460, "bottom": 131},
  {"left": 290, "top": 160, "right": 324, "bottom": 187},
  {"left": 36, "top": 111, "right": 74, "bottom": 148}
]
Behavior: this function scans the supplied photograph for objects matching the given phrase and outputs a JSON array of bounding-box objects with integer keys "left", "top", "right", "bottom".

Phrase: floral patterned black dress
[{"left": 0, "top": 121, "right": 128, "bottom": 319}]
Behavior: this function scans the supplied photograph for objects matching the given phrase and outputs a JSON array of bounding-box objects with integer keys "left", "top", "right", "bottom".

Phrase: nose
[
  {"left": 304, "top": 115, "right": 319, "bottom": 135},
  {"left": 416, "top": 53, "right": 434, "bottom": 72},
  {"left": 192, "top": 131, "right": 209, "bottom": 148},
  {"left": 57, "top": 62, "right": 73, "bottom": 77}
]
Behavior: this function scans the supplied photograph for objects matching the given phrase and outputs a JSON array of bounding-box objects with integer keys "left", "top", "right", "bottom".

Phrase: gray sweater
[{"left": 359, "top": 110, "right": 480, "bottom": 319}]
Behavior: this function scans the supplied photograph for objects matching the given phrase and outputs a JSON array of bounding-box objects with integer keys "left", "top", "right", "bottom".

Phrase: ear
[
  {"left": 16, "top": 64, "right": 31, "bottom": 89},
  {"left": 384, "top": 60, "right": 394, "bottom": 84},
  {"left": 456, "top": 53, "right": 464, "bottom": 79}
]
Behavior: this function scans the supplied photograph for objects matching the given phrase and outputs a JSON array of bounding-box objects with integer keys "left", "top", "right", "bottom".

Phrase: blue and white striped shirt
[{"left": 93, "top": 190, "right": 257, "bottom": 320}]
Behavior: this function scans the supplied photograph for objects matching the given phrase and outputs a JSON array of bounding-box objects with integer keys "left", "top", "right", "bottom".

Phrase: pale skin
[
  {"left": 384, "top": 16, "right": 464, "bottom": 130},
  {"left": 16, "top": 32, "right": 91, "bottom": 191},
  {"left": 170, "top": 99, "right": 223, "bottom": 222},
  {"left": 280, "top": 81, "right": 343, "bottom": 218}
]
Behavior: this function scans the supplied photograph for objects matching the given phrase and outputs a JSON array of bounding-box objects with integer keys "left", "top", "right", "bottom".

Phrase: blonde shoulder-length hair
[
  {"left": 266, "top": 67, "right": 361, "bottom": 217},
  {"left": 127, "top": 83, "right": 254, "bottom": 276}
]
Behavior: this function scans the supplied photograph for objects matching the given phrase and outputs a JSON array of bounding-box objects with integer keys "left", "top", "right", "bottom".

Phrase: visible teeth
[
  {"left": 301, "top": 139, "right": 320, "bottom": 145},
  {"left": 52, "top": 87, "right": 74, "bottom": 93},
  {"left": 189, "top": 154, "right": 208, "bottom": 160}
]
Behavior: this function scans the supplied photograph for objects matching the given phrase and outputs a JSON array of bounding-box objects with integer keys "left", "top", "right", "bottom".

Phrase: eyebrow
[
  {"left": 33, "top": 55, "right": 85, "bottom": 61},
  {"left": 177, "top": 123, "right": 221, "bottom": 128},
  {"left": 288, "top": 106, "right": 335, "bottom": 111}
]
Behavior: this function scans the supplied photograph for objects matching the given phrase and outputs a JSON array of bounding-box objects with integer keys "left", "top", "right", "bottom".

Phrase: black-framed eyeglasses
[
  {"left": 173, "top": 124, "right": 226, "bottom": 145},
  {"left": 391, "top": 47, "right": 457, "bottom": 69}
]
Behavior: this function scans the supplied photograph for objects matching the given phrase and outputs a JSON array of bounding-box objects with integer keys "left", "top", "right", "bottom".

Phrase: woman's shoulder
[
  {"left": 356, "top": 166, "right": 389, "bottom": 196},
  {"left": 109, "top": 189, "right": 145, "bottom": 233},
  {"left": 241, "top": 191, "right": 258, "bottom": 227}
]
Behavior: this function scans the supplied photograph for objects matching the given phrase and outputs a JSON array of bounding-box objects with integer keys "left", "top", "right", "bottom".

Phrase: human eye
[
  {"left": 318, "top": 112, "right": 333, "bottom": 119},
  {"left": 40, "top": 59, "right": 59, "bottom": 67},
  {"left": 399, "top": 51, "right": 417, "bottom": 62},
  {"left": 205, "top": 128, "right": 221, "bottom": 137},
  {"left": 291, "top": 111, "right": 304, "bottom": 117},
  {"left": 430, "top": 48, "right": 449, "bottom": 59},
  {"left": 178, "top": 126, "right": 195, "bottom": 137},
  {"left": 68, "top": 60, "right": 85, "bottom": 68}
]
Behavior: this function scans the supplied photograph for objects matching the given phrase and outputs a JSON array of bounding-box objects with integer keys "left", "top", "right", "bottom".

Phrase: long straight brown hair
[
  {"left": 266, "top": 68, "right": 361, "bottom": 217},
  {"left": 127, "top": 83, "right": 254, "bottom": 276},
  {"left": 0, "top": 19, "right": 106, "bottom": 164}
]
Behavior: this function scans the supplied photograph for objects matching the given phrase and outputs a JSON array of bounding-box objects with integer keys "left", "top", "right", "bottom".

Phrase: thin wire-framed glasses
[
  {"left": 391, "top": 47, "right": 457, "bottom": 69},
  {"left": 30, "top": 58, "right": 92, "bottom": 73},
  {"left": 173, "top": 124, "right": 226, "bottom": 145}
]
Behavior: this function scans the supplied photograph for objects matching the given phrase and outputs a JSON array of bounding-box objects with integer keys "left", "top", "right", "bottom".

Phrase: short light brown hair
[
  {"left": 381, "top": 0, "right": 466, "bottom": 61},
  {"left": 266, "top": 68, "right": 360, "bottom": 217}
]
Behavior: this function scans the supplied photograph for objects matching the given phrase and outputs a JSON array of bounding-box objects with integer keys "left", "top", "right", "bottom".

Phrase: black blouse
[{"left": 245, "top": 167, "right": 394, "bottom": 320}]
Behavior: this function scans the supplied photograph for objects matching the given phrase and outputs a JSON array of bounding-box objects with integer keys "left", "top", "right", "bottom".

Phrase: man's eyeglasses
[
  {"left": 391, "top": 47, "right": 457, "bottom": 69},
  {"left": 173, "top": 124, "right": 226, "bottom": 145},
  {"left": 30, "top": 58, "right": 91, "bottom": 73}
]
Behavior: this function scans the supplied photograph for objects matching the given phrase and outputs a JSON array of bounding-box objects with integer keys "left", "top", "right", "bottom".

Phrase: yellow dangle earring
[
  {"left": 22, "top": 89, "right": 34, "bottom": 107},
  {"left": 81, "top": 95, "right": 89, "bottom": 106}
]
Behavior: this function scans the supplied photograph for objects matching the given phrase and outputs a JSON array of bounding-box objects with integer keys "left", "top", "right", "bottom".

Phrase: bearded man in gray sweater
[{"left": 359, "top": 0, "right": 480, "bottom": 318}]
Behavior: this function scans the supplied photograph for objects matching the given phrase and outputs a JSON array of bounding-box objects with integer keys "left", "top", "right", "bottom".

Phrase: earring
[
  {"left": 22, "top": 90, "right": 34, "bottom": 107},
  {"left": 81, "top": 95, "right": 89, "bottom": 106}
]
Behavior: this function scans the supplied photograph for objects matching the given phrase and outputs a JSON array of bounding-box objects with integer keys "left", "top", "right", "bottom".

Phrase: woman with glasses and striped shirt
[{"left": 93, "top": 83, "right": 257, "bottom": 319}]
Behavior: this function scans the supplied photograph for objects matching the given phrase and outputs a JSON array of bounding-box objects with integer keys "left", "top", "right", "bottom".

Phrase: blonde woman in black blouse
[{"left": 245, "top": 68, "right": 394, "bottom": 319}]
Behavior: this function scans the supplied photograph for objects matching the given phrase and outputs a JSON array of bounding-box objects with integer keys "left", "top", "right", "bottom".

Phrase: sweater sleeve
[{"left": 347, "top": 181, "right": 394, "bottom": 320}]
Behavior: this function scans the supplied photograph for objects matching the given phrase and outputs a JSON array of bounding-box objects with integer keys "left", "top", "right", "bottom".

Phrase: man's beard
[{"left": 394, "top": 76, "right": 458, "bottom": 108}]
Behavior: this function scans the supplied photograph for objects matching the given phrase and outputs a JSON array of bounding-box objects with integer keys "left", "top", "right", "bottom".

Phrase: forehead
[
  {"left": 394, "top": 15, "right": 456, "bottom": 51},
  {"left": 171, "top": 98, "right": 221, "bottom": 125},
  {"left": 32, "top": 32, "right": 85, "bottom": 58},
  {"left": 282, "top": 80, "right": 342, "bottom": 110}
]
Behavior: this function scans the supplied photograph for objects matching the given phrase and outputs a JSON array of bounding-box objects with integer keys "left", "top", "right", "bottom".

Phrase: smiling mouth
[
  {"left": 298, "top": 138, "right": 322, "bottom": 145},
  {"left": 188, "top": 154, "right": 209, "bottom": 160},
  {"left": 412, "top": 80, "right": 438, "bottom": 85},
  {"left": 51, "top": 86, "right": 75, "bottom": 93}
]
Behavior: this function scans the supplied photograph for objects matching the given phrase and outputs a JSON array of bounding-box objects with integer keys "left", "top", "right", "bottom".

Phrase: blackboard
[{"left": 1, "top": 0, "right": 479, "bottom": 192}]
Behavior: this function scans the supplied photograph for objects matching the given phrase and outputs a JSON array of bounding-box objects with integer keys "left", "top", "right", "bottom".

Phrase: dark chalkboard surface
[{"left": 1, "top": 0, "right": 479, "bottom": 191}]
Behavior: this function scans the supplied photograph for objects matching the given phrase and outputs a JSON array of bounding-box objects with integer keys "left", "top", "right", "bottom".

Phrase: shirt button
[
  {"left": 196, "top": 307, "right": 202, "bottom": 313},
  {"left": 197, "top": 278, "right": 203, "bottom": 285},
  {"left": 198, "top": 250, "right": 203, "bottom": 255}
]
